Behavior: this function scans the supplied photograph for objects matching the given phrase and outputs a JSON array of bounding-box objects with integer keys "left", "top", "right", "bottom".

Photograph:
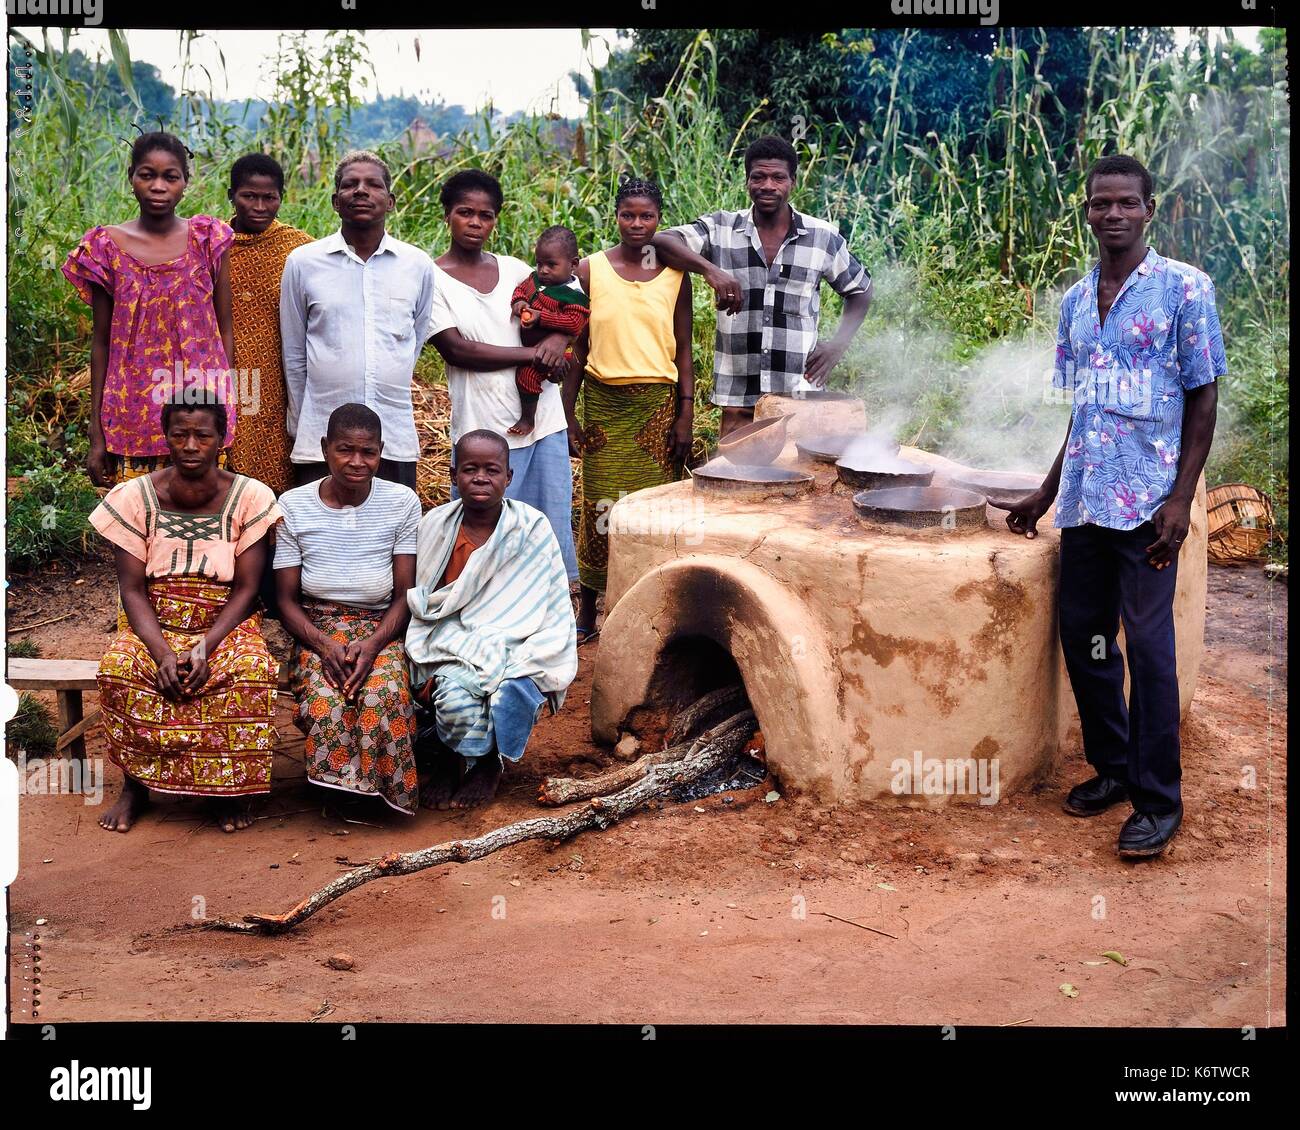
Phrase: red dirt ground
[{"left": 5, "top": 549, "right": 1286, "bottom": 1027}]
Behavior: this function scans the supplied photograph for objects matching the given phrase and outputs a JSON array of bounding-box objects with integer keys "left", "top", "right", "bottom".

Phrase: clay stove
[{"left": 591, "top": 394, "right": 1208, "bottom": 805}]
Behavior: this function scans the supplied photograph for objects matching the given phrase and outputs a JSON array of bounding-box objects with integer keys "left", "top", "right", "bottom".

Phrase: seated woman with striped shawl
[
  {"left": 91, "top": 397, "right": 282, "bottom": 834},
  {"left": 406, "top": 430, "right": 578, "bottom": 809},
  {"left": 274, "top": 404, "right": 422, "bottom": 814}
]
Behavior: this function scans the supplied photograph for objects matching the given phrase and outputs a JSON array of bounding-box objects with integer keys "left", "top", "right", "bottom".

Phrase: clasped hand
[
  {"left": 320, "top": 636, "right": 380, "bottom": 700},
  {"left": 155, "top": 642, "right": 210, "bottom": 699}
]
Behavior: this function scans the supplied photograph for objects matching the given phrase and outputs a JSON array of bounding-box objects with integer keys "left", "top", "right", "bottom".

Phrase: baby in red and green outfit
[{"left": 509, "top": 225, "right": 590, "bottom": 436}]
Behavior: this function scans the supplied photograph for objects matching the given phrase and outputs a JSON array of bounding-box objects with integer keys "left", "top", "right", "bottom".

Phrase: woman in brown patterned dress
[
  {"left": 227, "top": 153, "right": 314, "bottom": 494},
  {"left": 92, "top": 397, "right": 282, "bottom": 834}
]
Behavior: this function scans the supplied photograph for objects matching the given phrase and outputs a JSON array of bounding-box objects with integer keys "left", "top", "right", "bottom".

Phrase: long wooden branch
[
  {"left": 539, "top": 681, "right": 748, "bottom": 805},
  {"left": 203, "top": 709, "right": 756, "bottom": 935}
]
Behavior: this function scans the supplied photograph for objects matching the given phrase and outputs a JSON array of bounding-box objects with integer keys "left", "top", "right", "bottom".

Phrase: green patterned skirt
[{"left": 578, "top": 379, "right": 683, "bottom": 592}]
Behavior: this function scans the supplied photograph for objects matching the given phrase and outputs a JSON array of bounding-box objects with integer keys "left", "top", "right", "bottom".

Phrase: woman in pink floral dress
[{"left": 62, "top": 131, "right": 236, "bottom": 488}]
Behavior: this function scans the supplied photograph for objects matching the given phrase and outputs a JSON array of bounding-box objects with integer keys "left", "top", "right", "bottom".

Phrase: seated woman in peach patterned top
[{"left": 90, "top": 398, "right": 281, "bottom": 834}]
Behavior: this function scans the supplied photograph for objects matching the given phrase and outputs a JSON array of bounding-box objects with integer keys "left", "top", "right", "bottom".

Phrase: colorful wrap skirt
[
  {"left": 291, "top": 600, "right": 418, "bottom": 815},
  {"left": 97, "top": 576, "right": 278, "bottom": 796},
  {"left": 577, "top": 379, "right": 682, "bottom": 592}
]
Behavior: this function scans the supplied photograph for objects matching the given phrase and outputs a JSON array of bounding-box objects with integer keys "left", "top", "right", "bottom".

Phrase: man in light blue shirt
[
  {"left": 1008, "top": 155, "right": 1223, "bottom": 860},
  {"left": 280, "top": 150, "right": 435, "bottom": 491}
]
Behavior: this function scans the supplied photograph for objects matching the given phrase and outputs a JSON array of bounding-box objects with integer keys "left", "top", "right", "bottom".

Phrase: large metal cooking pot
[
  {"left": 853, "top": 486, "right": 988, "bottom": 531},
  {"left": 949, "top": 470, "right": 1043, "bottom": 510},
  {"left": 834, "top": 455, "right": 934, "bottom": 492},
  {"left": 692, "top": 462, "right": 815, "bottom": 500}
]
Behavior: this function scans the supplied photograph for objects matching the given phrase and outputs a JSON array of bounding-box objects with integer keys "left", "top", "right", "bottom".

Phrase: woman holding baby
[{"left": 426, "top": 170, "right": 579, "bottom": 582}]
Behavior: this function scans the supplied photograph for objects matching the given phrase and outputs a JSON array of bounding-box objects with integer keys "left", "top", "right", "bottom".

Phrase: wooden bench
[
  {"left": 8, "top": 658, "right": 101, "bottom": 759},
  {"left": 7, "top": 657, "right": 293, "bottom": 761}
]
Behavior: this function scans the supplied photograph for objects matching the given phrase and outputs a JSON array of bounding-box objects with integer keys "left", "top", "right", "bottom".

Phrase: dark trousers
[
  {"left": 1058, "top": 521, "right": 1182, "bottom": 814},
  {"left": 290, "top": 459, "right": 418, "bottom": 492}
]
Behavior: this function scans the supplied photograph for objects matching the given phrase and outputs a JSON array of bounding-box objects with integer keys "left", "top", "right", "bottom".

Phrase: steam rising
[{"left": 841, "top": 265, "right": 1060, "bottom": 478}]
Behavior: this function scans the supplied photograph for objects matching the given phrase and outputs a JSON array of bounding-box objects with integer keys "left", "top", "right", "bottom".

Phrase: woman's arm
[
  {"left": 274, "top": 562, "right": 352, "bottom": 690},
  {"left": 87, "top": 285, "right": 113, "bottom": 486},
  {"left": 429, "top": 326, "right": 534, "bottom": 371},
  {"left": 182, "top": 537, "right": 265, "bottom": 695},
  {"left": 561, "top": 257, "right": 592, "bottom": 454},
  {"left": 670, "top": 273, "right": 695, "bottom": 463},
  {"left": 115, "top": 547, "right": 185, "bottom": 699},
  {"left": 562, "top": 326, "right": 589, "bottom": 457},
  {"left": 214, "top": 250, "right": 234, "bottom": 370},
  {"left": 430, "top": 325, "right": 572, "bottom": 378},
  {"left": 342, "top": 554, "right": 416, "bottom": 699}
]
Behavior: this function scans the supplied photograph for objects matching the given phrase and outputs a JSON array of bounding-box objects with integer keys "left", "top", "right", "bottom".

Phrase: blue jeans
[{"left": 1058, "top": 521, "right": 1182, "bottom": 814}]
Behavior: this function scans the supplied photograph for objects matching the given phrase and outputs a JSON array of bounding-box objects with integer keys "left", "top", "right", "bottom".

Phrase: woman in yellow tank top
[{"left": 561, "top": 178, "right": 695, "bottom": 638}]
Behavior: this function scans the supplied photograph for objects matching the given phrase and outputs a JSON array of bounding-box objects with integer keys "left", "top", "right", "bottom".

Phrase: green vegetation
[
  {"left": 6, "top": 27, "right": 1288, "bottom": 563},
  {"left": 5, "top": 643, "right": 55, "bottom": 760},
  {"left": 5, "top": 463, "right": 101, "bottom": 572},
  {"left": 5, "top": 694, "right": 58, "bottom": 759}
]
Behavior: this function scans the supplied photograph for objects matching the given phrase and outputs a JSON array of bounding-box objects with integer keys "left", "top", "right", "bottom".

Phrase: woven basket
[{"left": 1206, "top": 482, "right": 1275, "bottom": 564}]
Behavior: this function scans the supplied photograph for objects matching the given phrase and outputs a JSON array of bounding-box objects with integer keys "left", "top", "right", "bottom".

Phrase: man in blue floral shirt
[{"left": 1008, "top": 155, "right": 1223, "bottom": 859}]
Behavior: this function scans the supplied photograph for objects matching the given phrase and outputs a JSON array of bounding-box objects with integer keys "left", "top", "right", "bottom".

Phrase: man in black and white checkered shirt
[{"left": 652, "top": 135, "right": 874, "bottom": 436}]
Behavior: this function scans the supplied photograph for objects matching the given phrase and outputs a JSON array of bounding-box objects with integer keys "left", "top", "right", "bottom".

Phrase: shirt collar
[
  {"left": 324, "top": 228, "right": 398, "bottom": 261},
  {"left": 1091, "top": 245, "right": 1161, "bottom": 286},
  {"left": 738, "top": 205, "right": 805, "bottom": 241}
]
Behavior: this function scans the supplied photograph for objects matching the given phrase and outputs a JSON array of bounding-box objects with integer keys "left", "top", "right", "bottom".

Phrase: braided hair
[
  {"left": 615, "top": 175, "right": 663, "bottom": 214},
  {"left": 129, "top": 130, "right": 192, "bottom": 180}
]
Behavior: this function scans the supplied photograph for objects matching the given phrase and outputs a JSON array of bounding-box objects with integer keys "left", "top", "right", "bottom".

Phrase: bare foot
[
  {"left": 507, "top": 417, "right": 535, "bottom": 437},
  {"left": 99, "top": 777, "right": 150, "bottom": 833},
  {"left": 420, "top": 750, "right": 462, "bottom": 811},
  {"left": 450, "top": 756, "right": 502, "bottom": 809},
  {"left": 212, "top": 798, "right": 255, "bottom": 833}
]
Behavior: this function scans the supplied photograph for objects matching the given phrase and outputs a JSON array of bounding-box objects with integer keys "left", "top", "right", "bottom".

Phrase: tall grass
[{"left": 5, "top": 26, "right": 1289, "bottom": 558}]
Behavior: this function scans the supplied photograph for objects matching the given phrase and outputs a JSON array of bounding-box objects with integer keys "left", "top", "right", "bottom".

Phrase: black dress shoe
[
  {"left": 1062, "top": 774, "right": 1129, "bottom": 817},
  {"left": 1118, "top": 807, "right": 1183, "bottom": 858}
]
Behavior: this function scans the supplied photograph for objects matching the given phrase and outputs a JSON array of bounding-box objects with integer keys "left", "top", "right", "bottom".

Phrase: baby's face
[{"left": 535, "top": 243, "right": 576, "bottom": 287}]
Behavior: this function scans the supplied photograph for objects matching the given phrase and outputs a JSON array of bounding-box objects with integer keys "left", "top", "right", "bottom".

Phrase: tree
[{"left": 599, "top": 27, "right": 1180, "bottom": 158}]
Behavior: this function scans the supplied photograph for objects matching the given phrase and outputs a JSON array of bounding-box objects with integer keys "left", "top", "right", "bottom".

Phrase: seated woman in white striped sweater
[
  {"left": 406, "top": 430, "right": 578, "bottom": 809},
  {"left": 274, "top": 404, "right": 423, "bottom": 814}
]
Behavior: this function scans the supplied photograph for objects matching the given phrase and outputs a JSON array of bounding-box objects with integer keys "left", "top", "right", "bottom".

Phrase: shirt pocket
[
  {"left": 1100, "top": 367, "right": 1163, "bottom": 423},
  {"left": 380, "top": 290, "right": 416, "bottom": 341},
  {"left": 775, "top": 263, "right": 819, "bottom": 318}
]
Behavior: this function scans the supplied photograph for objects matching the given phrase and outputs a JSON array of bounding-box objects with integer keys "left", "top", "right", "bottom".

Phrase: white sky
[
  {"left": 18, "top": 28, "right": 624, "bottom": 116},
  {"left": 16, "top": 26, "right": 1263, "bottom": 116}
]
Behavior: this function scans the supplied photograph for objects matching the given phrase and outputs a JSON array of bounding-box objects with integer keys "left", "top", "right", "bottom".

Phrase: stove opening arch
[{"left": 591, "top": 554, "right": 845, "bottom": 797}]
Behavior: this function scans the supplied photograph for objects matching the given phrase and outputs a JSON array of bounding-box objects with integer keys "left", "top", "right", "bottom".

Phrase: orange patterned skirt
[
  {"left": 97, "top": 576, "right": 278, "bottom": 796},
  {"left": 291, "top": 600, "right": 418, "bottom": 814}
]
